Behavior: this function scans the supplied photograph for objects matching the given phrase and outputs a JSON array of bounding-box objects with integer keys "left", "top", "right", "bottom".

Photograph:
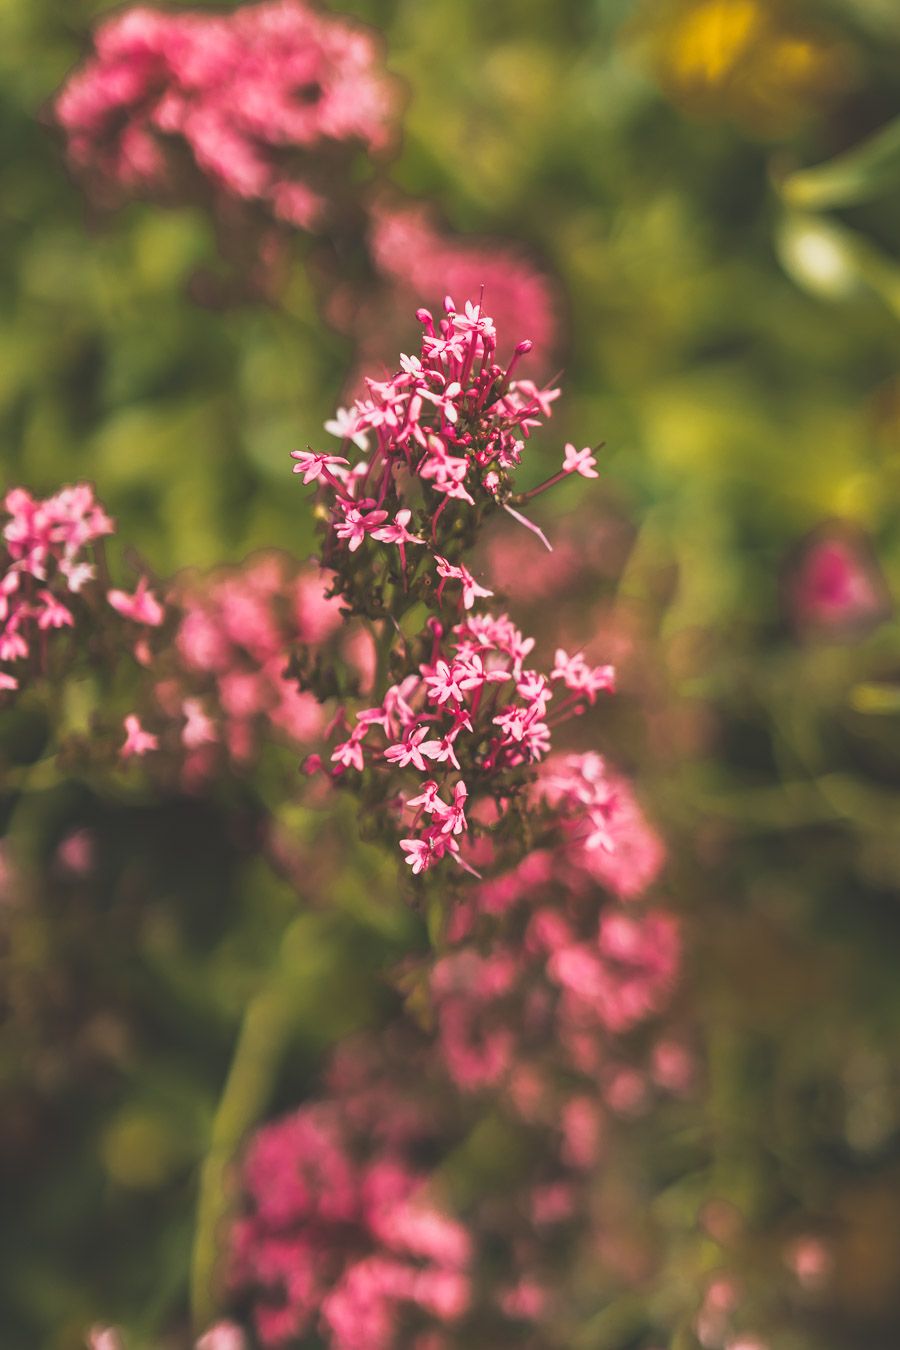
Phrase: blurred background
[{"left": 3, "top": 0, "right": 900, "bottom": 1346}]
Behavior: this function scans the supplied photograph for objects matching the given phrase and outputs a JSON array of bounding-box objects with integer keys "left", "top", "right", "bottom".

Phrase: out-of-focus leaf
[
  {"left": 779, "top": 114, "right": 900, "bottom": 210},
  {"left": 849, "top": 682, "right": 900, "bottom": 714},
  {"left": 776, "top": 210, "right": 900, "bottom": 320}
]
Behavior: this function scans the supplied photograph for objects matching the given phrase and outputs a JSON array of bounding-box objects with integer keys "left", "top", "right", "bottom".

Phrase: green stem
[
  {"left": 373, "top": 613, "right": 395, "bottom": 695},
  {"left": 189, "top": 914, "right": 308, "bottom": 1332}
]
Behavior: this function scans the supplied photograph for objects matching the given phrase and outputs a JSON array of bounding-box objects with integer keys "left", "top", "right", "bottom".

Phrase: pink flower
[
  {"left": 434, "top": 556, "right": 493, "bottom": 610},
  {"left": 195, "top": 1323, "right": 247, "bottom": 1350},
  {"left": 562, "top": 443, "right": 599, "bottom": 478},
  {"left": 107, "top": 575, "right": 165, "bottom": 626},
  {"left": 334, "top": 504, "right": 389, "bottom": 553},
  {"left": 384, "top": 726, "right": 441, "bottom": 772},
  {"left": 291, "top": 450, "right": 351, "bottom": 484},
  {"left": 435, "top": 781, "right": 467, "bottom": 836},
  {"left": 36, "top": 590, "right": 75, "bottom": 630},
  {"left": 86, "top": 1329, "right": 124, "bottom": 1350},
  {"left": 371, "top": 509, "right": 425, "bottom": 548},
  {"left": 551, "top": 649, "right": 615, "bottom": 701},
  {"left": 121, "top": 713, "right": 158, "bottom": 758},
  {"left": 56, "top": 1, "right": 401, "bottom": 234},
  {"left": 332, "top": 730, "right": 366, "bottom": 772},
  {"left": 421, "top": 659, "right": 465, "bottom": 707},
  {"left": 181, "top": 698, "right": 217, "bottom": 749},
  {"left": 325, "top": 406, "right": 370, "bottom": 452},
  {"left": 400, "top": 837, "right": 434, "bottom": 874},
  {"left": 789, "top": 527, "right": 888, "bottom": 635}
]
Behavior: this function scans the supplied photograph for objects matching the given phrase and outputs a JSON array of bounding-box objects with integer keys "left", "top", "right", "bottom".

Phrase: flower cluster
[
  {"left": 56, "top": 1, "right": 399, "bottom": 229},
  {"left": 1, "top": 484, "right": 115, "bottom": 692},
  {"left": 230, "top": 812, "right": 683, "bottom": 1348},
  {"left": 295, "top": 298, "right": 608, "bottom": 874},
  {"left": 152, "top": 553, "right": 352, "bottom": 780},
  {"left": 367, "top": 201, "right": 558, "bottom": 374},
  {"left": 327, "top": 196, "right": 560, "bottom": 391},
  {"left": 0, "top": 486, "right": 362, "bottom": 784},
  {"left": 316, "top": 613, "right": 614, "bottom": 875},
  {"left": 541, "top": 752, "right": 667, "bottom": 899},
  {"left": 304, "top": 297, "right": 584, "bottom": 583},
  {"left": 228, "top": 1034, "right": 570, "bottom": 1347},
  {"left": 230, "top": 1044, "right": 472, "bottom": 1350},
  {"left": 423, "top": 752, "right": 681, "bottom": 1117}
]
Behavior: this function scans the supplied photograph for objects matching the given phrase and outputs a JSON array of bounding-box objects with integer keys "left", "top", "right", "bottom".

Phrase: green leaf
[
  {"left": 779, "top": 114, "right": 900, "bottom": 211},
  {"left": 850, "top": 683, "right": 900, "bottom": 714}
]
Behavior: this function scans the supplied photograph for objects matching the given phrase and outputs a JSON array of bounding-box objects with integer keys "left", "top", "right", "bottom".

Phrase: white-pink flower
[
  {"left": 400, "top": 836, "right": 433, "bottom": 874},
  {"left": 562, "top": 443, "right": 599, "bottom": 479},
  {"left": 334, "top": 504, "right": 389, "bottom": 553},
  {"left": 324, "top": 406, "right": 370, "bottom": 452},
  {"left": 121, "top": 714, "right": 158, "bottom": 759},
  {"left": 290, "top": 450, "right": 351, "bottom": 484},
  {"left": 371, "top": 509, "right": 425, "bottom": 547}
]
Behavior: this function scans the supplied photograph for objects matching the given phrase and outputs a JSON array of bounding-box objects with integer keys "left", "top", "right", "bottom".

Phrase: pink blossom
[
  {"left": 86, "top": 1330, "right": 124, "bottom": 1350},
  {"left": 551, "top": 648, "right": 615, "bottom": 701},
  {"left": 385, "top": 726, "right": 436, "bottom": 773},
  {"left": 324, "top": 406, "right": 370, "bottom": 452},
  {"left": 181, "top": 698, "right": 217, "bottom": 749},
  {"left": 400, "top": 837, "right": 434, "bottom": 875},
  {"left": 290, "top": 450, "right": 351, "bottom": 485},
  {"left": 562, "top": 443, "right": 599, "bottom": 478},
  {"left": 195, "top": 1323, "right": 247, "bottom": 1350},
  {"left": 334, "top": 504, "right": 389, "bottom": 553},
  {"left": 370, "top": 509, "right": 425, "bottom": 548},
  {"left": 56, "top": 2, "right": 401, "bottom": 234},
  {"left": 332, "top": 730, "right": 366, "bottom": 773},
  {"left": 1, "top": 483, "right": 118, "bottom": 691},
  {"left": 36, "top": 590, "right": 75, "bottom": 630},
  {"left": 232, "top": 1087, "right": 473, "bottom": 1349},
  {"left": 789, "top": 526, "right": 888, "bottom": 635},
  {"left": 107, "top": 575, "right": 165, "bottom": 626},
  {"left": 434, "top": 556, "right": 493, "bottom": 610},
  {"left": 121, "top": 713, "right": 158, "bottom": 758},
  {"left": 434, "top": 781, "right": 468, "bottom": 836}
]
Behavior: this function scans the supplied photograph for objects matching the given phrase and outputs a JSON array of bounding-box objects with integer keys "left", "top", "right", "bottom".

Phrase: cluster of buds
[
  {"left": 295, "top": 298, "right": 610, "bottom": 875},
  {"left": 55, "top": 0, "right": 399, "bottom": 230}
]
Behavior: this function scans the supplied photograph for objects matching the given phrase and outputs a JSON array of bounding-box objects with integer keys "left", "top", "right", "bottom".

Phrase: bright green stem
[{"left": 190, "top": 914, "right": 309, "bottom": 1332}]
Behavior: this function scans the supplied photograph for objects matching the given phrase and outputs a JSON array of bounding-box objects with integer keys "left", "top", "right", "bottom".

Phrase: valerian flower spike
[{"left": 292, "top": 297, "right": 616, "bottom": 877}]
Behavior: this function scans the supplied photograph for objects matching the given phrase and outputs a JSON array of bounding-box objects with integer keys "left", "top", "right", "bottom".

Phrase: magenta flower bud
[{"left": 514, "top": 339, "right": 533, "bottom": 355}]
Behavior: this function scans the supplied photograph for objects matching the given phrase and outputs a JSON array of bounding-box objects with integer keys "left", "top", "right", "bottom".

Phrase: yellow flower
[{"left": 631, "top": 0, "right": 856, "bottom": 134}]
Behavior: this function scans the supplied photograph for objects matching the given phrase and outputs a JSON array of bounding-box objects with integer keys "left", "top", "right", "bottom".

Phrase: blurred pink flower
[
  {"left": 56, "top": 1, "right": 400, "bottom": 221},
  {"left": 788, "top": 525, "right": 889, "bottom": 636}
]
